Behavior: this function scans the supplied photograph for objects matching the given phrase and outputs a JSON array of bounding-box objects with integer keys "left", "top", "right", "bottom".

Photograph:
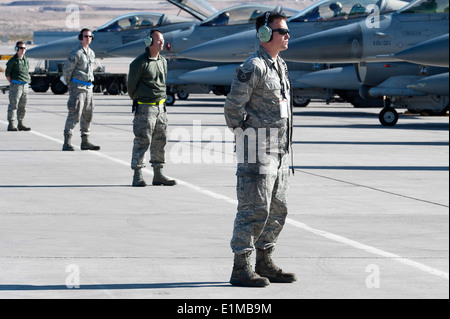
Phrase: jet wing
[{"left": 166, "top": 0, "right": 218, "bottom": 21}]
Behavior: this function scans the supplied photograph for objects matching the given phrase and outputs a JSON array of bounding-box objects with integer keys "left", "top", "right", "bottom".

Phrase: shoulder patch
[{"left": 237, "top": 69, "right": 252, "bottom": 82}]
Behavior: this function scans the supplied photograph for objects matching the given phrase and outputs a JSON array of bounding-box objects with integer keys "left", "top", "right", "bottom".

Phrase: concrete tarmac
[{"left": 0, "top": 89, "right": 448, "bottom": 299}]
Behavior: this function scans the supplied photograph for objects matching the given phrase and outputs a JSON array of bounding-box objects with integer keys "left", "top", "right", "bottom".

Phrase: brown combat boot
[
  {"left": 230, "top": 252, "right": 270, "bottom": 287},
  {"left": 255, "top": 247, "right": 297, "bottom": 283},
  {"left": 152, "top": 165, "right": 176, "bottom": 186}
]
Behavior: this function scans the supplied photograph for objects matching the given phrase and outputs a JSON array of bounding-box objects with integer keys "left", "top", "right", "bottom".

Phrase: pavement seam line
[{"left": 297, "top": 169, "right": 449, "bottom": 208}]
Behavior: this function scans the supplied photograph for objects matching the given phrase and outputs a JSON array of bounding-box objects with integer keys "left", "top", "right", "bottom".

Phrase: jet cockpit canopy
[
  {"left": 200, "top": 4, "right": 298, "bottom": 27},
  {"left": 399, "top": 0, "right": 449, "bottom": 13},
  {"left": 289, "top": 0, "right": 412, "bottom": 22},
  {"left": 95, "top": 12, "right": 193, "bottom": 32}
]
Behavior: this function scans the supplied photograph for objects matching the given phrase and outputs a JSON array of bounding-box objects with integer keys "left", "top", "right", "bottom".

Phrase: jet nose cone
[
  {"left": 282, "top": 23, "right": 363, "bottom": 63},
  {"left": 27, "top": 36, "right": 79, "bottom": 59},
  {"left": 108, "top": 39, "right": 145, "bottom": 58},
  {"left": 179, "top": 31, "right": 257, "bottom": 63}
]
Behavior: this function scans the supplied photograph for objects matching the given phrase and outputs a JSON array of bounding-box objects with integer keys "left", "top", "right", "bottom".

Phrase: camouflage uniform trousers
[
  {"left": 131, "top": 103, "right": 168, "bottom": 170},
  {"left": 64, "top": 87, "right": 94, "bottom": 137},
  {"left": 7, "top": 83, "right": 28, "bottom": 122},
  {"left": 231, "top": 153, "right": 290, "bottom": 255}
]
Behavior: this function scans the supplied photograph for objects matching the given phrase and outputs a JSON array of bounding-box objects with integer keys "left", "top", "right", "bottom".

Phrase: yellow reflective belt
[{"left": 138, "top": 99, "right": 166, "bottom": 106}]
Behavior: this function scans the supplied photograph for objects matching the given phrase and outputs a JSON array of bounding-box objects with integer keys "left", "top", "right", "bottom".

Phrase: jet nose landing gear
[{"left": 379, "top": 97, "right": 399, "bottom": 127}]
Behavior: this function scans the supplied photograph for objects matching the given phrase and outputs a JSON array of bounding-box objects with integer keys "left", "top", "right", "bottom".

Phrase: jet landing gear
[
  {"left": 166, "top": 93, "right": 176, "bottom": 106},
  {"left": 379, "top": 97, "right": 399, "bottom": 127}
]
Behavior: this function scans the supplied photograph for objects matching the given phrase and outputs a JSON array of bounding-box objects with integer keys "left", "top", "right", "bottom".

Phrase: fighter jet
[
  {"left": 281, "top": 0, "right": 449, "bottom": 63},
  {"left": 107, "top": 3, "right": 299, "bottom": 58},
  {"left": 177, "top": 0, "right": 412, "bottom": 62},
  {"left": 172, "top": 0, "right": 411, "bottom": 108},
  {"left": 279, "top": 0, "right": 449, "bottom": 125},
  {"left": 26, "top": 12, "right": 199, "bottom": 60},
  {"left": 103, "top": 1, "right": 299, "bottom": 105}
]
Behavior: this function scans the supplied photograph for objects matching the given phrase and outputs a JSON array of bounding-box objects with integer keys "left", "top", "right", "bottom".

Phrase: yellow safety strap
[{"left": 138, "top": 99, "right": 166, "bottom": 106}]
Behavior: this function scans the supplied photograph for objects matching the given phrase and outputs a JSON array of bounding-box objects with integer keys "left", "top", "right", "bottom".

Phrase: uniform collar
[
  {"left": 14, "top": 53, "right": 26, "bottom": 60},
  {"left": 145, "top": 47, "right": 162, "bottom": 61},
  {"left": 79, "top": 43, "right": 91, "bottom": 54},
  {"left": 258, "top": 45, "right": 278, "bottom": 67}
]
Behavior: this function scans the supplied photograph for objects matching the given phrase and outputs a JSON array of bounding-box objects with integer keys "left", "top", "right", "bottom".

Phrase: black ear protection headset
[
  {"left": 78, "top": 28, "right": 94, "bottom": 41},
  {"left": 258, "top": 11, "right": 273, "bottom": 43}
]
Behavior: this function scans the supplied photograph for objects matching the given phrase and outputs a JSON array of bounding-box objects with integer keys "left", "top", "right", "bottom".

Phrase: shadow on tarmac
[
  {"left": 292, "top": 166, "right": 449, "bottom": 171},
  {"left": 293, "top": 141, "right": 449, "bottom": 146},
  {"left": 0, "top": 282, "right": 229, "bottom": 291},
  {"left": 0, "top": 185, "right": 131, "bottom": 188},
  {"left": 293, "top": 123, "right": 449, "bottom": 131}
]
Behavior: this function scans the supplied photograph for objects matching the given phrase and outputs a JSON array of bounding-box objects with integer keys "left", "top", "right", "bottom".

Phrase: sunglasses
[
  {"left": 273, "top": 29, "right": 290, "bottom": 36},
  {"left": 84, "top": 35, "right": 93, "bottom": 38},
  {"left": 17, "top": 47, "right": 27, "bottom": 50}
]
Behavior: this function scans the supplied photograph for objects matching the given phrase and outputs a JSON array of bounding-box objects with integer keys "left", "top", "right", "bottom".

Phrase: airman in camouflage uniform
[
  {"left": 127, "top": 30, "right": 176, "bottom": 187},
  {"left": 5, "top": 41, "right": 31, "bottom": 132},
  {"left": 224, "top": 12, "right": 297, "bottom": 287},
  {"left": 62, "top": 28, "right": 100, "bottom": 152}
]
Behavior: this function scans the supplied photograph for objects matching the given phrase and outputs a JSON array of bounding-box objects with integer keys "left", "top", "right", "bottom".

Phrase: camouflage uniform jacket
[
  {"left": 224, "top": 45, "right": 291, "bottom": 155},
  {"left": 5, "top": 54, "right": 30, "bottom": 83},
  {"left": 63, "top": 44, "right": 95, "bottom": 91}
]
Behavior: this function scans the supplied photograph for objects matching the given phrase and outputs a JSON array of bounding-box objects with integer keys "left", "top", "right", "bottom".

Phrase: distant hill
[
  {"left": 0, "top": 0, "right": 315, "bottom": 43},
  {"left": 5, "top": 1, "right": 72, "bottom": 5}
]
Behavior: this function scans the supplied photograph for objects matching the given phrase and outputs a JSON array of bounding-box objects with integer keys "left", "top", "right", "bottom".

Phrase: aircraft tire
[
  {"left": 30, "top": 78, "right": 50, "bottom": 93},
  {"left": 106, "top": 78, "right": 122, "bottom": 95},
  {"left": 293, "top": 98, "right": 311, "bottom": 108},
  {"left": 166, "top": 93, "right": 176, "bottom": 106},
  {"left": 50, "top": 78, "right": 68, "bottom": 95},
  {"left": 177, "top": 93, "right": 189, "bottom": 100},
  {"left": 379, "top": 107, "right": 398, "bottom": 127}
]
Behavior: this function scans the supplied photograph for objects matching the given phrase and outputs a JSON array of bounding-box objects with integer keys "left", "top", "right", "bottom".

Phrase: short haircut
[
  {"left": 255, "top": 11, "right": 288, "bottom": 31},
  {"left": 80, "top": 28, "right": 92, "bottom": 35},
  {"left": 150, "top": 29, "right": 163, "bottom": 37}
]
